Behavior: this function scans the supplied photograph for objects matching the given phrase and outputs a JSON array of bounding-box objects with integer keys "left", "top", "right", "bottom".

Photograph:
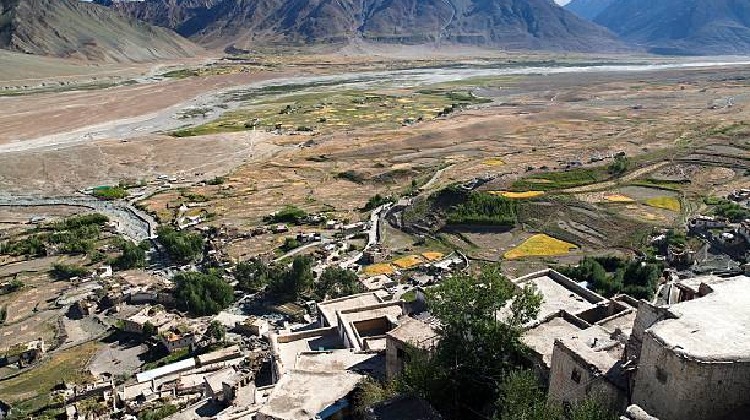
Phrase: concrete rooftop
[
  {"left": 514, "top": 270, "right": 603, "bottom": 320},
  {"left": 317, "top": 292, "right": 384, "bottom": 326},
  {"left": 259, "top": 351, "right": 380, "bottom": 420},
  {"left": 522, "top": 316, "right": 585, "bottom": 368},
  {"left": 649, "top": 275, "right": 750, "bottom": 362},
  {"left": 387, "top": 316, "right": 439, "bottom": 349}
]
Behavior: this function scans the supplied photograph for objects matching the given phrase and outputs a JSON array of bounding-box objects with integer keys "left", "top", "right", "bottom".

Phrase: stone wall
[
  {"left": 632, "top": 332, "right": 750, "bottom": 420},
  {"left": 548, "top": 341, "right": 627, "bottom": 413}
]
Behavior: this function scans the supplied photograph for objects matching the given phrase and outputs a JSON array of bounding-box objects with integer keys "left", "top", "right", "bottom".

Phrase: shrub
[
  {"left": 52, "top": 264, "right": 90, "bottom": 280},
  {"left": 265, "top": 206, "right": 308, "bottom": 225},
  {"left": 279, "top": 237, "right": 301, "bottom": 253}
]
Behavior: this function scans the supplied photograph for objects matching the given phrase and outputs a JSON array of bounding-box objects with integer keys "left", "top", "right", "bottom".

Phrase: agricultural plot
[
  {"left": 0, "top": 341, "right": 100, "bottom": 416},
  {"left": 174, "top": 89, "right": 482, "bottom": 137},
  {"left": 504, "top": 234, "right": 577, "bottom": 259},
  {"left": 489, "top": 190, "right": 544, "bottom": 199},
  {"left": 510, "top": 168, "right": 611, "bottom": 192}
]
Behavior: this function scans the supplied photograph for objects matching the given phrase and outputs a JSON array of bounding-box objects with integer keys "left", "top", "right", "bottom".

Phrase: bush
[
  {"left": 265, "top": 206, "right": 308, "bottom": 225},
  {"left": 711, "top": 199, "right": 750, "bottom": 222},
  {"left": 173, "top": 272, "right": 233, "bottom": 316},
  {"left": 1, "top": 279, "right": 24, "bottom": 294},
  {"left": 336, "top": 170, "right": 366, "bottom": 184},
  {"left": 1, "top": 214, "right": 109, "bottom": 257},
  {"left": 362, "top": 194, "right": 394, "bottom": 212},
  {"left": 279, "top": 237, "right": 301, "bottom": 253},
  {"left": 138, "top": 404, "right": 178, "bottom": 420},
  {"left": 205, "top": 177, "right": 225, "bottom": 185},
  {"left": 52, "top": 264, "right": 90, "bottom": 280}
]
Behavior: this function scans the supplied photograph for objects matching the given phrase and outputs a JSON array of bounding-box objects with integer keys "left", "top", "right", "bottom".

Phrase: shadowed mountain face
[
  {"left": 99, "top": 0, "right": 626, "bottom": 52},
  {"left": 564, "top": 0, "right": 616, "bottom": 20},
  {"left": 0, "top": 0, "right": 200, "bottom": 62},
  {"left": 577, "top": 0, "right": 750, "bottom": 54}
]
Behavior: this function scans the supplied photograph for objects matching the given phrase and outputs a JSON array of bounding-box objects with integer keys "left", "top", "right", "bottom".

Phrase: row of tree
[
  {"left": 234, "top": 256, "right": 362, "bottom": 303},
  {"left": 558, "top": 255, "right": 662, "bottom": 300}
]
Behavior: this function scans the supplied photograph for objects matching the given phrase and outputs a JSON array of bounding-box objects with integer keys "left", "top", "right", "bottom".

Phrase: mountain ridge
[
  {"left": 99, "top": 0, "right": 627, "bottom": 53},
  {"left": 568, "top": 0, "right": 750, "bottom": 55},
  {"left": 0, "top": 0, "right": 201, "bottom": 62}
]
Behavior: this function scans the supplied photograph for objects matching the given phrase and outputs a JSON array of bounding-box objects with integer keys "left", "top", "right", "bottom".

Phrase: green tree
[
  {"left": 559, "top": 256, "right": 661, "bottom": 300},
  {"left": 235, "top": 259, "right": 274, "bottom": 293},
  {"left": 3, "top": 279, "right": 24, "bottom": 293},
  {"left": 173, "top": 272, "right": 233, "bottom": 316},
  {"left": 157, "top": 226, "right": 204, "bottom": 264},
  {"left": 142, "top": 321, "right": 157, "bottom": 337},
  {"left": 316, "top": 266, "right": 362, "bottom": 300},
  {"left": 609, "top": 155, "right": 629, "bottom": 177},
  {"left": 397, "top": 265, "right": 541, "bottom": 419},
  {"left": 113, "top": 241, "right": 148, "bottom": 270},
  {"left": 268, "top": 255, "right": 314, "bottom": 302},
  {"left": 496, "top": 370, "right": 618, "bottom": 420},
  {"left": 206, "top": 320, "right": 226, "bottom": 342}
]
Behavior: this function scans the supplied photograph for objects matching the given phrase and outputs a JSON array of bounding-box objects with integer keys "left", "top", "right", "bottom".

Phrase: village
[
  {"left": 0, "top": 171, "right": 748, "bottom": 420},
  {"left": 2, "top": 54, "right": 750, "bottom": 420}
]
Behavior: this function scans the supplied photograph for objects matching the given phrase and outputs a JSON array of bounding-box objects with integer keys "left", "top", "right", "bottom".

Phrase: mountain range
[
  {"left": 2, "top": 0, "right": 750, "bottom": 62},
  {"left": 0, "top": 0, "right": 199, "bottom": 62},
  {"left": 566, "top": 0, "right": 750, "bottom": 54},
  {"left": 97, "top": 0, "right": 625, "bottom": 53}
]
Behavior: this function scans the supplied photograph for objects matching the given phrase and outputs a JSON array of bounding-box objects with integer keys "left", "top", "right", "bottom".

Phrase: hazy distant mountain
[
  {"left": 0, "top": 0, "right": 200, "bottom": 62},
  {"left": 99, "top": 0, "right": 626, "bottom": 52},
  {"left": 564, "top": 0, "right": 616, "bottom": 20},
  {"left": 594, "top": 0, "right": 750, "bottom": 54}
]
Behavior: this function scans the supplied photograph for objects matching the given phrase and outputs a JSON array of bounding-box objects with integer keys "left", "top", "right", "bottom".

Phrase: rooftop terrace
[{"left": 649, "top": 275, "right": 750, "bottom": 362}]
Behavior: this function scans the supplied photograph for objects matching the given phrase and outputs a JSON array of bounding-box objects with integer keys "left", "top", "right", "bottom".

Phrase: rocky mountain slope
[
  {"left": 575, "top": 0, "right": 750, "bottom": 54},
  {"left": 0, "top": 0, "right": 200, "bottom": 62},
  {"left": 99, "top": 0, "right": 626, "bottom": 52},
  {"left": 564, "top": 0, "right": 616, "bottom": 20}
]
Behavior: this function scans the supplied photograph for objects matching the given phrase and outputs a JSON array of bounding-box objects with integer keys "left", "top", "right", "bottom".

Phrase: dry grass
[
  {"left": 603, "top": 194, "right": 635, "bottom": 203},
  {"left": 363, "top": 264, "right": 395, "bottom": 276},
  {"left": 421, "top": 252, "right": 444, "bottom": 261},
  {"left": 482, "top": 157, "right": 506, "bottom": 166},
  {"left": 644, "top": 196, "right": 681, "bottom": 212},
  {"left": 392, "top": 255, "right": 424, "bottom": 269},
  {"left": 489, "top": 190, "right": 544, "bottom": 199},
  {"left": 504, "top": 234, "right": 577, "bottom": 259}
]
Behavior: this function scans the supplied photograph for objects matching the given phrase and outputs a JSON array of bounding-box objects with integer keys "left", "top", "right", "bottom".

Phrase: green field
[
  {"left": 172, "top": 89, "right": 488, "bottom": 137},
  {"left": 0, "top": 342, "right": 100, "bottom": 418},
  {"left": 511, "top": 167, "right": 611, "bottom": 191}
]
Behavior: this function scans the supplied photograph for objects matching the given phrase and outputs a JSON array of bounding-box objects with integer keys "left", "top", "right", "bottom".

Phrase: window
[
  {"left": 571, "top": 368, "right": 582, "bottom": 384},
  {"left": 656, "top": 367, "right": 668, "bottom": 384},
  {"left": 397, "top": 348, "right": 405, "bottom": 360}
]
